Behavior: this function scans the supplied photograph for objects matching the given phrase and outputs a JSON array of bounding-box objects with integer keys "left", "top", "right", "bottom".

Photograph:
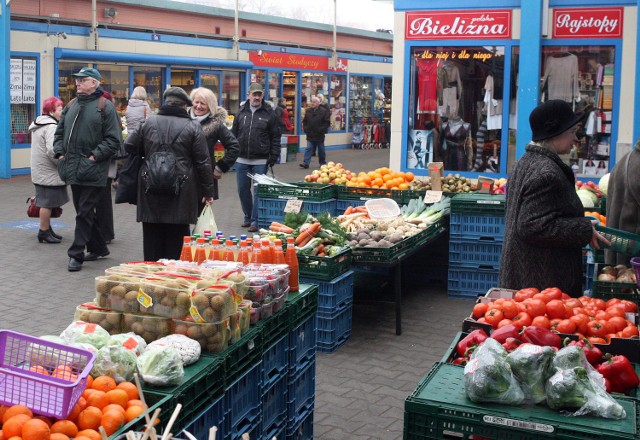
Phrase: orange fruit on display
[
  {"left": 28, "top": 366, "right": 49, "bottom": 376},
  {"left": 101, "top": 410, "right": 125, "bottom": 435},
  {"left": 81, "top": 389, "right": 97, "bottom": 401},
  {"left": 66, "top": 397, "right": 87, "bottom": 422},
  {"left": 50, "top": 434, "right": 70, "bottom": 440},
  {"left": 20, "top": 419, "right": 50, "bottom": 440},
  {"left": 102, "top": 405, "right": 126, "bottom": 417},
  {"left": 50, "top": 420, "right": 78, "bottom": 438},
  {"left": 75, "top": 429, "right": 101, "bottom": 440},
  {"left": 105, "top": 389, "right": 129, "bottom": 408},
  {"left": 3, "top": 407, "right": 33, "bottom": 424},
  {"left": 0, "top": 405, "right": 8, "bottom": 420},
  {"left": 91, "top": 376, "right": 116, "bottom": 393},
  {"left": 86, "top": 391, "right": 109, "bottom": 410},
  {"left": 85, "top": 375, "right": 94, "bottom": 390},
  {"left": 76, "top": 407, "right": 103, "bottom": 431},
  {"left": 124, "top": 405, "right": 144, "bottom": 423},
  {"left": 126, "top": 400, "right": 144, "bottom": 409},
  {"left": 2, "top": 415, "right": 32, "bottom": 439},
  {"left": 75, "top": 437, "right": 94, "bottom": 440},
  {"left": 7, "top": 437, "right": 23, "bottom": 440},
  {"left": 115, "top": 382, "right": 139, "bottom": 401}
]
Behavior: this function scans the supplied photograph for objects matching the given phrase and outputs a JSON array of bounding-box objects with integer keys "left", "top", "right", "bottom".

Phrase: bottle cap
[
  {"left": 226, "top": 239, "right": 234, "bottom": 246},
  {"left": 240, "top": 234, "right": 247, "bottom": 240},
  {"left": 230, "top": 235, "right": 237, "bottom": 241},
  {"left": 287, "top": 236, "right": 294, "bottom": 243},
  {"left": 197, "top": 237, "right": 206, "bottom": 244},
  {"left": 275, "top": 239, "right": 282, "bottom": 246},
  {"left": 183, "top": 236, "right": 191, "bottom": 243},
  {"left": 240, "top": 240, "right": 248, "bottom": 247}
]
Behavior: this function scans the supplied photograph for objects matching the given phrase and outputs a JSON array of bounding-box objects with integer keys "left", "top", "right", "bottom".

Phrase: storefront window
[
  {"left": 383, "top": 77, "right": 392, "bottom": 122},
  {"left": 133, "top": 67, "right": 162, "bottom": 111},
  {"left": 10, "top": 57, "right": 37, "bottom": 145},
  {"left": 171, "top": 69, "right": 195, "bottom": 96},
  {"left": 283, "top": 71, "right": 297, "bottom": 133},
  {"left": 58, "top": 62, "right": 90, "bottom": 104},
  {"left": 221, "top": 71, "right": 241, "bottom": 116},
  {"left": 267, "top": 72, "right": 281, "bottom": 102},
  {"left": 329, "top": 74, "right": 346, "bottom": 131},
  {"left": 97, "top": 64, "right": 129, "bottom": 112},
  {"left": 302, "top": 72, "right": 328, "bottom": 105},
  {"left": 349, "top": 76, "right": 372, "bottom": 127},
  {"left": 407, "top": 46, "right": 506, "bottom": 173},
  {"left": 540, "top": 45, "right": 615, "bottom": 178},
  {"left": 200, "top": 72, "right": 220, "bottom": 99},
  {"left": 251, "top": 69, "right": 266, "bottom": 89}
]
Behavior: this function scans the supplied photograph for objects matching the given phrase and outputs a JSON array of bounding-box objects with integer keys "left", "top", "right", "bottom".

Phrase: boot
[
  {"left": 38, "top": 229, "right": 61, "bottom": 244},
  {"left": 48, "top": 227, "right": 62, "bottom": 240}
]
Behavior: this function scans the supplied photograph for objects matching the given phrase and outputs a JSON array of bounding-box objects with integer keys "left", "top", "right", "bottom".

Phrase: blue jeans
[
  {"left": 235, "top": 162, "right": 267, "bottom": 226},
  {"left": 303, "top": 140, "right": 326, "bottom": 166}
]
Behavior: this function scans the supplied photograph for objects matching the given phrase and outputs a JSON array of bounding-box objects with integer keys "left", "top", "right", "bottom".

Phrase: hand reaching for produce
[{"left": 589, "top": 220, "right": 610, "bottom": 249}]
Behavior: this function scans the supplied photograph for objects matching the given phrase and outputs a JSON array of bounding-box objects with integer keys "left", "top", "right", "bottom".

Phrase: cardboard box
[
  {"left": 477, "top": 176, "right": 495, "bottom": 194},
  {"left": 427, "top": 162, "right": 443, "bottom": 191}
]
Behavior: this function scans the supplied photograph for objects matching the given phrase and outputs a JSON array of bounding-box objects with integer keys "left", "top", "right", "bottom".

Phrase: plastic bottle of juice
[
  {"left": 261, "top": 238, "right": 272, "bottom": 264},
  {"left": 252, "top": 240, "right": 263, "bottom": 264},
  {"left": 269, "top": 236, "right": 277, "bottom": 263},
  {"left": 209, "top": 239, "right": 221, "bottom": 260},
  {"left": 180, "top": 236, "right": 193, "bottom": 262},
  {"left": 194, "top": 237, "right": 207, "bottom": 264},
  {"left": 238, "top": 240, "right": 250, "bottom": 265},
  {"left": 285, "top": 236, "right": 299, "bottom": 291},
  {"left": 273, "top": 239, "right": 286, "bottom": 264},
  {"left": 205, "top": 237, "right": 214, "bottom": 260},
  {"left": 224, "top": 239, "right": 236, "bottom": 262},
  {"left": 191, "top": 234, "right": 200, "bottom": 260}
]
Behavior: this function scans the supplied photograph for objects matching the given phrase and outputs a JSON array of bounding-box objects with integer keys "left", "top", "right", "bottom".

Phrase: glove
[{"left": 267, "top": 159, "right": 276, "bottom": 167}]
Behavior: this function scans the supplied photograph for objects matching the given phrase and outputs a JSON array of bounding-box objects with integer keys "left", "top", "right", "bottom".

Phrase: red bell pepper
[
  {"left": 456, "top": 329, "right": 488, "bottom": 357},
  {"left": 490, "top": 324, "right": 520, "bottom": 344},
  {"left": 502, "top": 337, "right": 522, "bottom": 353},
  {"left": 452, "top": 356, "right": 469, "bottom": 366},
  {"left": 565, "top": 338, "right": 603, "bottom": 366},
  {"left": 596, "top": 354, "right": 640, "bottom": 394},
  {"left": 520, "top": 325, "right": 561, "bottom": 348}
]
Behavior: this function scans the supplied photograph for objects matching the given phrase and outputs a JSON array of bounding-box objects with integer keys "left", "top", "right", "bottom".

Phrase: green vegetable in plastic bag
[
  {"left": 507, "top": 344, "right": 555, "bottom": 404},
  {"left": 60, "top": 321, "right": 111, "bottom": 349},
  {"left": 137, "top": 344, "right": 184, "bottom": 386},
  {"left": 92, "top": 345, "right": 137, "bottom": 383},
  {"left": 107, "top": 332, "right": 147, "bottom": 357}
]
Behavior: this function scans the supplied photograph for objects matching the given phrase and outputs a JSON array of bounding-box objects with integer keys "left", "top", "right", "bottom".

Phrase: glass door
[
  {"left": 133, "top": 67, "right": 163, "bottom": 112},
  {"left": 200, "top": 70, "right": 221, "bottom": 99},
  {"left": 171, "top": 69, "right": 196, "bottom": 96},
  {"left": 283, "top": 70, "right": 297, "bottom": 134}
]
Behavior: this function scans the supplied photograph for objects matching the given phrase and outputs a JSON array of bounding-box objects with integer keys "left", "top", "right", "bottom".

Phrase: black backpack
[{"left": 141, "top": 118, "right": 189, "bottom": 196}]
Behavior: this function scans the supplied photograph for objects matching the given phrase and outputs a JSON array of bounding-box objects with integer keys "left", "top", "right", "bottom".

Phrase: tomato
[
  {"left": 514, "top": 288, "right": 539, "bottom": 302},
  {"left": 564, "top": 298, "right": 584, "bottom": 309},
  {"left": 621, "top": 300, "right": 638, "bottom": 313},
  {"left": 549, "top": 318, "right": 562, "bottom": 331},
  {"left": 546, "top": 300, "right": 566, "bottom": 319},
  {"left": 472, "top": 303, "right": 489, "bottom": 319},
  {"left": 561, "top": 292, "right": 571, "bottom": 300},
  {"left": 605, "top": 305, "right": 627, "bottom": 318},
  {"left": 595, "top": 310, "right": 611, "bottom": 321},
  {"left": 588, "top": 336, "right": 608, "bottom": 345},
  {"left": 476, "top": 317, "right": 488, "bottom": 324},
  {"left": 556, "top": 319, "right": 577, "bottom": 334},
  {"left": 592, "top": 298, "right": 606, "bottom": 310},
  {"left": 512, "top": 312, "right": 532, "bottom": 329},
  {"left": 569, "top": 314, "right": 590, "bottom": 335},
  {"left": 533, "top": 293, "right": 550, "bottom": 303},
  {"left": 607, "top": 316, "right": 628, "bottom": 333},
  {"left": 484, "top": 308, "right": 504, "bottom": 328},
  {"left": 541, "top": 287, "right": 562, "bottom": 301},
  {"left": 605, "top": 298, "right": 621, "bottom": 308},
  {"left": 621, "top": 325, "right": 639, "bottom": 338},
  {"left": 531, "top": 315, "right": 551, "bottom": 329},
  {"left": 526, "top": 298, "right": 547, "bottom": 317},
  {"left": 501, "top": 300, "right": 519, "bottom": 319},
  {"left": 497, "top": 319, "right": 513, "bottom": 328},
  {"left": 587, "top": 320, "right": 608, "bottom": 338}
]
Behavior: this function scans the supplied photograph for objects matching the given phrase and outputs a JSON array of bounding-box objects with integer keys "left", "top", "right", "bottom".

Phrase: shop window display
[
  {"left": 329, "top": 74, "right": 346, "bottom": 131},
  {"left": 540, "top": 46, "right": 615, "bottom": 178},
  {"left": 268, "top": 72, "right": 281, "bottom": 103},
  {"left": 222, "top": 71, "right": 241, "bottom": 116},
  {"left": 58, "top": 62, "right": 90, "bottom": 104},
  {"left": 302, "top": 72, "right": 328, "bottom": 106},
  {"left": 283, "top": 70, "right": 297, "bottom": 133},
  {"left": 171, "top": 69, "right": 196, "bottom": 96},
  {"left": 133, "top": 67, "right": 162, "bottom": 111},
  {"left": 97, "top": 64, "right": 129, "bottom": 112},
  {"left": 408, "top": 46, "right": 506, "bottom": 172}
]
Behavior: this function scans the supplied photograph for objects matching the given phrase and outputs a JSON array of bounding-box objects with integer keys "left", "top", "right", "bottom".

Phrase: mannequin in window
[
  {"left": 441, "top": 115, "right": 470, "bottom": 171},
  {"left": 439, "top": 60, "right": 463, "bottom": 118},
  {"left": 541, "top": 52, "right": 579, "bottom": 103}
]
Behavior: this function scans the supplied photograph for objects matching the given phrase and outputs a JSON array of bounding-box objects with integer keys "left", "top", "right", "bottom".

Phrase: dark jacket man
[
  {"left": 302, "top": 102, "right": 330, "bottom": 142},
  {"left": 232, "top": 96, "right": 281, "bottom": 164}
]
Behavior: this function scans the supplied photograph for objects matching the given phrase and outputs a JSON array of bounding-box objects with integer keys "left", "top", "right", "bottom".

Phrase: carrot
[
  {"left": 270, "top": 221, "right": 291, "bottom": 230},
  {"left": 297, "top": 234, "right": 312, "bottom": 247},
  {"left": 354, "top": 206, "right": 368, "bottom": 212},
  {"left": 344, "top": 206, "right": 354, "bottom": 215},
  {"left": 270, "top": 224, "right": 294, "bottom": 234},
  {"left": 317, "top": 252, "right": 326, "bottom": 257},
  {"left": 317, "top": 244, "right": 325, "bottom": 253},
  {"left": 295, "top": 222, "right": 321, "bottom": 245}
]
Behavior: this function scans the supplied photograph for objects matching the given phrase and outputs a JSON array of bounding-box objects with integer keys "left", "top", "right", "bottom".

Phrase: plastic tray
[
  {"left": 257, "top": 198, "right": 336, "bottom": 222},
  {"left": 0, "top": 330, "right": 96, "bottom": 419},
  {"left": 451, "top": 193, "right": 506, "bottom": 215},
  {"left": 404, "top": 362, "right": 639, "bottom": 440},
  {"left": 596, "top": 225, "right": 640, "bottom": 255},
  {"left": 447, "top": 267, "right": 500, "bottom": 299},
  {"left": 225, "top": 361, "right": 262, "bottom": 432},
  {"left": 287, "top": 284, "right": 319, "bottom": 330},
  {"left": 289, "top": 314, "right": 317, "bottom": 373},
  {"left": 448, "top": 237, "right": 503, "bottom": 269},
  {"left": 298, "top": 247, "right": 353, "bottom": 281},
  {"left": 262, "top": 333, "right": 289, "bottom": 389},
  {"left": 286, "top": 408, "right": 313, "bottom": 440},
  {"left": 180, "top": 394, "right": 225, "bottom": 440},
  {"left": 257, "top": 181, "right": 336, "bottom": 201},
  {"left": 365, "top": 197, "right": 401, "bottom": 219}
]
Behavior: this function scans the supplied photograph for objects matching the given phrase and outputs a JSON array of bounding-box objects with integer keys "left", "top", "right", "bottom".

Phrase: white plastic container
[{"left": 365, "top": 198, "right": 401, "bottom": 220}]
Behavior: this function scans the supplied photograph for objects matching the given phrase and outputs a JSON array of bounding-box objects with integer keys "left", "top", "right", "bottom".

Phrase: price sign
[
  {"left": 10, "top": 58, "right": 22, "bottom": 104},
  {"left": 22, "top": 59, "right": 36, "bottom": 104},
  {"left": 284, "top": 199, "right": 303, "bottom": 213},
  {"left": 424, "top": 190, "right": 443, "bottom": 204}
]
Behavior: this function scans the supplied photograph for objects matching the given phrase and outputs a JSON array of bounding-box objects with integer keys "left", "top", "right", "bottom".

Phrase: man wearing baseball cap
[
  {"left": 231, "top": 82, "right": 281, "bottom": 232},
  {"left": 54, "top": 67, "right": 122, "bottom": 272}
]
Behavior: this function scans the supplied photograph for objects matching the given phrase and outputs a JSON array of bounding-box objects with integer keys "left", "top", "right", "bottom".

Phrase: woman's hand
[
  {"left": 203, "top": 197, "right": 214, "bottom": 205},
  {"left": 590, "top": 219, "right": 611, "bottom": 249}
]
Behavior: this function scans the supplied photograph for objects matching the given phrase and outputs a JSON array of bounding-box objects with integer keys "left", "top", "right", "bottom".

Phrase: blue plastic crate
[
  {"left": 181, "top": 395, "right": 225, "bottom": 440},
  {"left": 227, "top": 411, "right": 261, "bottom": 440},
  {"left": 262, "top": 334, "right": 289, "bottom": 389},
  {"left": 262, "top": 373, "right": 288, "bottom": 431},
  {"left": 258, "top": 198, "right": 336, "bottom": 224},
  {"left": 300, "top": 270, "right": 354, "bottom": 309},
  {"left": 449, "top": 213, "right": 505, "bottom": 241},
  {"left": 225, "top": 361, "right": 262, "bottom": 431},
  {"left": 448, "top": 237, "right": 503, "bottom": 269},
  {"left": 289, "top": 314, "right": 316, "bottom": 372},
  {"left": 287, "top": 360, "right": 316, "bottom": 424},
  {"left": 286, "top": 408, "right": 313, "bottom": 440},
  {"left": 316, "top": 300, "right": 352, "bottom": 352},
  {"left": 334, "top": 198, "right": 365, "bottom": 216},
  {"left": 264, "top": 419, "right": 287, "bottom": 440},
  {"left": 448, "top": 266, "right": 499, "bottom": 299}
]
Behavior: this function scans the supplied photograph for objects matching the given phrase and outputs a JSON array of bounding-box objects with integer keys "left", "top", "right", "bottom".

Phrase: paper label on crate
[
  {"left": 189, "top": 305, "right": 206, "bottom": 323},
  {"left": 477, "top": 200, "right": 501, "bottom": 205},
  {"left": 424, "top": 190, "right": 443, "bottom": 204},
  {"left": 137, "top": 288, "right": 153, "bottom": 308},
  {"left": 482, "top": 415, "right": 554, "bottom": 433},
  {"left": 284, "top": 199, "right": 303, "bottom": 213},
  {"left": 278, "top": 195, "right": 300, "bottom": 200},
  {"left": 83, "top": 323, "right": 97, "bottom": 333},
  {"left": 123, "top": 337, "right": 138, "bottom": 350}
]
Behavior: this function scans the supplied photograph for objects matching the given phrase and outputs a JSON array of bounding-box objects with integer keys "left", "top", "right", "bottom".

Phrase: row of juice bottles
[{"left": 179, "top": 229, "right": 299, "bottom": 291}]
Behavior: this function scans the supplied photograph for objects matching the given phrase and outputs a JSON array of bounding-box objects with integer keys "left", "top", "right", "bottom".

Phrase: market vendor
[{"left": 499, "top": 99, "right": 609, "bottom": 297}]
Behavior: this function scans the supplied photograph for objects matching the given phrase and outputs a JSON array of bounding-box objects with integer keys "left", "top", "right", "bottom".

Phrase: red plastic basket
[{"left": 0, "top": 330, "right": 96, "bottom": 419}]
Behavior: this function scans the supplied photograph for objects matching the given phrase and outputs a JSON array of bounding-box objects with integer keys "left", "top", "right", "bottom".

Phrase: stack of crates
[
  {"left": 448, "top": 193, "right": 506, "bottom": 299},
  {"left": 301, "top": 270, "right": 354, "bottom": 353},
  {"left": 256, "top": 182, "right": 336, "bottom": 230}
]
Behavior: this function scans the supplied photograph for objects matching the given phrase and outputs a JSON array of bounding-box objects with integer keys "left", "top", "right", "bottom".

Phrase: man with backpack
[
  {"left": 54, "top": 67, "right": 122, "bottom": 272},
  {"left": 124, "top": 87, "right": 215, "bottom": 261}
]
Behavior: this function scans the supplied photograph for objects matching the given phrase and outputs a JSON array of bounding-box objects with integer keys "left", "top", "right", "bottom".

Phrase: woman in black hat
[{"left": 499, "top": 99, "right": 609, "bottom": 297}]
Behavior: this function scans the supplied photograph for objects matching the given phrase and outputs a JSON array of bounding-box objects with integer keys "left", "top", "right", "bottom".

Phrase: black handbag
[{"left": 115, "top": 154, "right": 142, "bottom": 204}]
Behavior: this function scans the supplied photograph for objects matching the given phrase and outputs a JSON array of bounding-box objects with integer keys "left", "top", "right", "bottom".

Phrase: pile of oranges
[
  {"left": 0, "top": 375, "right": 149, "bottom": 440},
  {"left": 345, "top": 167, "right": 415, "bottom": 190},
  {"left": 585, "top": 211, "right": 606, "bottom": 226}
]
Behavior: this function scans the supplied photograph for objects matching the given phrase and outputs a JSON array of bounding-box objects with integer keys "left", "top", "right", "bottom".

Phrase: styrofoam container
[{"left": 365, "top": 198, "right": 400, "bottom": 219}]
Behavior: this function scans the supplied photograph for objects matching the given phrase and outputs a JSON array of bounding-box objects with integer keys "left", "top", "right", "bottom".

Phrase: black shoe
[
  {"left": 299, "top": 163, "right": 309, "bottom": 169},
  {"left": 48, "top": 227, "right": 62, "bottom": 240},
  {"left": 84, "top": 250, "right": 110, "bottom": 261},
  {"left": 38, "top": 229, "right": 61, "bottom": 244},
  {"left": 248, "top": 225, "right": 259, "bottom": 233},
  {"left": 68, "top": 257, "right": 82, "bottom": 272},
  {"left": 241, "top": 221, "right": 251, "bottom": 228}
]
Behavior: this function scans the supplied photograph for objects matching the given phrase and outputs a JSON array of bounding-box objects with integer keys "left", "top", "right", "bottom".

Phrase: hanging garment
[
  {"left": 473, "top": 119, "right": 488, "bottom": 171},
  {"left": 416, "top": 58, "right": 439, "bottom": 113},
  {"left": 483, "top": 75, "right": 503, "bottom": 130},
  {"left": 442, "top": 120, "right": 470, "bottom": 171},
  {"left": 541, "top": 54, "right": 580, "bottom": 103}
]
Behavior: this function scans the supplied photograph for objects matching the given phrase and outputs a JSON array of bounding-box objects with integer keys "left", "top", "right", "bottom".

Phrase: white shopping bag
[{"left": 193, "top": 205, "right": 218, "bottom": 236}]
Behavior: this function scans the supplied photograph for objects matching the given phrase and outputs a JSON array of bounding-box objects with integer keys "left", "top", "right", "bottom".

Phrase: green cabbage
[
  {"left": 107, "top": 332, "right": 147, "bottom": 357},
  {"left": 137, "top": 345, "right": 184, "bottom": 386},
  {"left": 577, "top": 189, "right": 596, "bottom": 208},
  {"left": 60, "top": 321, "right": 111, "bottom": 349},
  {"left": 92, "top": 345, "right": 137, "bottom": 383},
  {"left": 599, "top": 173, "right": 610, "bottom": 196}
]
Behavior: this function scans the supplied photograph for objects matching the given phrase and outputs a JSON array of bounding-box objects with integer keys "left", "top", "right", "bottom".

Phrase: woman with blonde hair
[
  {"left": 189, "top": 87, "right": 239, "bottom": 200},
  {"left": 125, "top": 86, "right": 151, "bottom": 135}
]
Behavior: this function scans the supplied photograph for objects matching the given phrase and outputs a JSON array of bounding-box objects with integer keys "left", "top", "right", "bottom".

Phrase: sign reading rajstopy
[
  {"left": 405, "top": 10, "right": 512, "bottom": 40},
  {"left": 552, "top": 7, "right": 623, "bottom": 39}
]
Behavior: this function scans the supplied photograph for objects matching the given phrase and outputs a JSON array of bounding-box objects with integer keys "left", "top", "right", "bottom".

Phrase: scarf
[{"left": 189, "top": 108, "right": 210, "bottom": 123}]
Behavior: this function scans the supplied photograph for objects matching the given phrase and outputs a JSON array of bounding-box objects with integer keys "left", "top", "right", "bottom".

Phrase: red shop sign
[
  {"left": 405, "top": 10, "right": 512, "bottom": 40},
  {"left": 553, "top": 8, "right": 623, "bottom": 39},
  {"left": 249, "top": 51, "right": 348, "bottom": 72}
]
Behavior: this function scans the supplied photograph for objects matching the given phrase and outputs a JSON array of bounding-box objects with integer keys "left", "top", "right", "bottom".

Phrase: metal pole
[
  {"left": 233, "top": 0, "right": 239, "bottom": 60},
  {"left": 90, "top": 0, "right": 98, "bottom": 50},
  {"left": 331, "top": 0, "right": 337, "bottom": 69}
]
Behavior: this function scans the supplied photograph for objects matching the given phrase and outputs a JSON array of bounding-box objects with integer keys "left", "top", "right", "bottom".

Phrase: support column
[
  {"left": 0, "top": 2, "right": 11, "bottom": 178},
  {"left": 634, "top": 0, "right": 640, "bottom": 143},
  {"left": 515, "top": 0, "right": 544, "bottom": 159}
]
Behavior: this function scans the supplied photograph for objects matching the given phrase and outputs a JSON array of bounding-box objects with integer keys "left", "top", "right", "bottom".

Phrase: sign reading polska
[
  {"left": 405, "top": 10, "right": 512, "bottom": 40},
  {"left": 552, "top": 8, "right": 623, "bottom": 38}
]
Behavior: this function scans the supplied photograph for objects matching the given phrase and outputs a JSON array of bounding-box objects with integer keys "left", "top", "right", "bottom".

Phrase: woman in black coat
[{"left": 499, "top": 100, "right": 609, "bottom": 297}]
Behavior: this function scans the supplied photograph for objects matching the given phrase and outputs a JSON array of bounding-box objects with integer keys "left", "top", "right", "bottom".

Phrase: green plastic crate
[
  {"left": 335, "top": 185, "right": 405, "bottom": 202},
  {"left": 451, "top": 193, "right": 506, "bottom": 216},
  {"left": 210, "top": 324, "right": 263, "bottom": 386},
  {"left": 298, "top": 247, "right": 353, "bottom": 281},
  {"left": 286, "top": 283, "right": 319, "bottom": 330},
  {"left": 257, "top": 182, "right": 336, "bottom": 201},
  {"left": 257, "top": 302, "right": 290, "bottom": 348},
  {"left": 595, "top": 225, "right": 640, "bottom": 255},
  {"left": 404, "top": 362, "right": 639, "bottom": 440},
  {"left": 110, "top": 390, "right": 172, "bottom": 439},
  {"left": 592, "top": 263, "right": 640, "bottom": 306}
]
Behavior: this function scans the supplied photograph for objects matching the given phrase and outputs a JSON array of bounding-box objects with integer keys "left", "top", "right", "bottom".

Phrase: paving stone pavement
[{"left": 0, "top": 148, "right": 474, "bottom": 439}]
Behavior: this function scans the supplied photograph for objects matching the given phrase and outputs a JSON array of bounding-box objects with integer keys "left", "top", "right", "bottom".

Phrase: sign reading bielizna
[
  {"left": 552, "top": 7, "right": 623, "bottom": 39},
  {"left": 405, "top": 10, "right": 512, "bottom": 40}
]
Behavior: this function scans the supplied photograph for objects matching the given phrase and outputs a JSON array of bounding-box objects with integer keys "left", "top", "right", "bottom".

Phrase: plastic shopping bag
[{"left": 193, "top": 205, "right": 217, "bottom": 236}]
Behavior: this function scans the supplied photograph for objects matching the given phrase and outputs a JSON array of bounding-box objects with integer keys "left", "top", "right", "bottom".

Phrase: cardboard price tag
[
  {"left": 424, "top": 190, "right": 443, "bottom": 204},
  {"left": 284, "top": 199, "right": 303, "bottom": 213}
]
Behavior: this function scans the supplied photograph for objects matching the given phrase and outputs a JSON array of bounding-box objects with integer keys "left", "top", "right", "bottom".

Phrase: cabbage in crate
[{"left": 92, "top": 345, "right": 137, "bottom": 383}]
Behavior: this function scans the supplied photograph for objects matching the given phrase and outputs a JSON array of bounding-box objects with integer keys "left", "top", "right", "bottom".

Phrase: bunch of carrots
[
  {"left": 268, "top": 222, "right": 294, "bottom": 234},
  {"left": 343, "top": 205, "right": 369, "bottom": 217},
  {"left": 267, "top": 221, "right": 323, "bottom": 247}
]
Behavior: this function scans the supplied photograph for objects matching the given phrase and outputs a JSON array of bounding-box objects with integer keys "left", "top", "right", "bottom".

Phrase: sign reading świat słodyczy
[
  {"left": 552, "top": 8, "right": 623, "bottom": 39},
  {"left": 405, "top": 10, "right": 512, "bottom": 40}
]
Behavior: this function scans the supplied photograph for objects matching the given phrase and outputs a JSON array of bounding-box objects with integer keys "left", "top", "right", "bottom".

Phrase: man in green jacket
[{"left": 54, "top": 67, "right": 122, "bottom": 271}]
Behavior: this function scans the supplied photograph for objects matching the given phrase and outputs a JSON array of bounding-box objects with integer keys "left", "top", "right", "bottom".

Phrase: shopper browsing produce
[{"left": 499, "top": 100, "right": 609, "bottom": 296}]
